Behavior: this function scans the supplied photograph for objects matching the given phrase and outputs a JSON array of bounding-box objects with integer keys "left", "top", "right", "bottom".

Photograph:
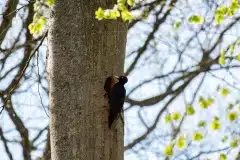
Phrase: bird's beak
[{"left": 115, "top": 76, "right": 119, "bottom": 79}]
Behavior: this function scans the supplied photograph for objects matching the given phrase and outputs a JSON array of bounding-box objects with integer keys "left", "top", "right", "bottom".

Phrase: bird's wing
[
  {"left": 110, "top": 84, "right": 126, "bottom": 113},
  {"left": 108, "top": 84, "right": 126, "bottom": 128}
]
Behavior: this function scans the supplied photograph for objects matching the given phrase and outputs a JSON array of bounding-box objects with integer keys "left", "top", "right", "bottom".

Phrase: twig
[{"left": 0, "top": 31, "right": 48, "bottom": 114}]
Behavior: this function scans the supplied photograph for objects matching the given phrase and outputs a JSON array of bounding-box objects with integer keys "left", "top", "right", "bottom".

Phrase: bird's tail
[
  {"left": 108, "top": 109, "right": 123, "bottom": 129},
  {"left": 108, "top": 110, "right": 115, "bottom": 129}
]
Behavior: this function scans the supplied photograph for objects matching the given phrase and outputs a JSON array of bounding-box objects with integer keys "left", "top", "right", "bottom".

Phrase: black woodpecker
[{"left": 108, "top": 75, "right": 128, "bottom": 129}]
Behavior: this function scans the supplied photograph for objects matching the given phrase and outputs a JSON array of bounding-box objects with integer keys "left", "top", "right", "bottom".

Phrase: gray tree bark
[{"left": 47, "top": 0, "right": 127, "bottom": 160}]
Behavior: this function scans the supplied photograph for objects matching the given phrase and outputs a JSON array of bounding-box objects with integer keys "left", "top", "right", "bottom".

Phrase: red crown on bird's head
[{"left": 115, "top": 75, "right": 128, "bottom": 84}]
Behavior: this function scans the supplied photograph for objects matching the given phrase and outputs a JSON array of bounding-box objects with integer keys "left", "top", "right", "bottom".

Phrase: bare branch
[{"left": 0, "top": 127, "right": 13, "bottom": 160}]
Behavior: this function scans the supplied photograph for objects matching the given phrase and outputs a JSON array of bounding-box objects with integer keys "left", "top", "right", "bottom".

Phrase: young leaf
[
  {"left": 221, "top": 88, "right": 230, "bottom": 96},
  {"left": 198, "top": 121, "right": 206, "bottom": 127},
  {"left": 34, "top": 1, "right": 41, "bottom": 11},
  {"left": 46, "top": 0, "right": 55, "bottom": 7},
  {"left": 192, "top": 132, "right": 203, "bottom": 141},
  {"left": 95, "top": 8, "right": 105, "bottom": 20},
  {"left": 188, "top": 15, "right": 204, "bottom": 24},
  {"left": 230, "top": 139, "right": 238, "bottom": 148},
  {"left": 236, "top": 54, "right": 240, "bottom": 62},
  {"left": 227, "top": 111, "right": 238, "bottom": 121},
  {"left": 121, "top": 10, "right": 133, "bottom": 21},
  {"left": 171, "top": 112, "right": 181, "bottom": 121},
  {"left": 218, "top": 56, "right": 226, "bottom": 65},
  {"left": 230, "top": 44, "right": 235, "bottom": 55},
  {"left": 186, "top": 105, "right": 195, "bottom": 115},
  {"left": 227, "top": 103, "right": 234, "bottom": 109},
  {"left": 177, "top": 135, "right": 187, "bottom": 149},
  {"left": 174, "top": 20, "right": 181, "bottom": 29},
  {"left": 220, "top": 153, "right": 227, "bottom": 160},
  {"left": 127, "top": 0, "right": 134, "bottom": 6},
  {"left": 163, "top": 143, "right": 174, "bottom": 157},
  {"left": 211, "top": 120, "right": 221, "bottom": 130},
  {"left": 165, "top": 114, "right": 172, "bottom": 123}
]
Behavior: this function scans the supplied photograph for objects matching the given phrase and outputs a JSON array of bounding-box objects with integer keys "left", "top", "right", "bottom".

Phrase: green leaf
[
  {"left": 236, "top": 54, "right": 240, "bottom": 62},
  {"left": 214, "top": 116, "right": 219, "bottom": 121},
  {"left": 28, "top": 16, "right": 47, "bottom": 35},
  {"left": 38, "top": 17, "right": 47, "bottom": 26},
  {"left": 220, "top": 153, "right": 227, "bottom": 160},
  {"left": 215, "top": 0, "right": 240, "bottom": 24},
  {"left": 228, "top": 0, "right": 239, "bottom": 16},
  {"left": 211, "top": 120, "right": 221, "bottom": 130},
  {"left": 186, "top": 104, "right": 195, "bottom": 115},
  {"left": 206, "top": 98, "right": 214, "bottom": 106},
  {"left": 192, "top": 132, "right": 203, "bottom": 141},
  {"left": 46, "top": 0, "right": 55, "bottom": 7},
  {"left": 199, "top": 97, "right": 214, "bottom": 109},
  {"left": 220, "top": 49, "right": 226, "bottom": 56},
  {"left": 104, "top": 9, "right": 111, "bottom": 19},
  {"left": 117, "top": 0, "right": 127, "bottom": 11},
  {"left": 34, "top": 1, "right": 41, "bottom": 11},
  {"left": 28, "top": 23, "right": 35, "bottom": 34},
  {"left": 230, "top": 139, "right": 238, "bottom": 148},
  {"left": 218, "top": 56, "right": 226, "bottom": 65},
  {"left": 127, "top": 0, "right": 134, "bottom": 6},
  {"left": 227, "top": 111, "right": 238, "bottom": 121},
  {"left": 227, "top": 103, "right": 234, "bottom": 109},
  {"left": 121, "top": 10, "right": 133, "bottom": 21},
  {"left": 95, "top": 7, "right": 105, "bottom": 20},
  {"left": 118, "top": 0, "right": 126, "bottom": 5},
  {"left": 221, "top": 88, "right": 230, "bottom": 96},
  {"left": 199, "top": 97, "right": 207, "bottom": 108},
  {"left": 215, "top": 14, "right": 224, "bottom": 24},
  {"left": 163, "top": 143, "right": 174, "bottom": 156},
  {"left": 236, "top": 39, "right": 240, "bottom": 46},
  {"left": 107, "top": 9, "right": 120, "bottom": 19},
  {"left": 171, "top": 112, "right": 181, "bottom": 121},
  {"left": 33, "top": 13, "right": 40, "bottom": 23},
  {"left": 188, "top": 15, "right": 204, "bottom": 24},
  {"left": 198, "top": 121, "right": 206, "bottom": 127},
  {"left": 33, "top": 23, "right": 42, "bottom": 34},
  {"left": 176, "top": 135, "right": 187, "bottom": 149},
  {"left": 217, "top": 5, "right": 228, "bottom": 15},
  {"left": 165, "top": 114, "right": 172, "bottom": 123},
  {"left": 230, "top": 44, "right": 235, "bottom": 55},
  {"left": 174, "top": 20, "right": 181, "bottom": 29}
]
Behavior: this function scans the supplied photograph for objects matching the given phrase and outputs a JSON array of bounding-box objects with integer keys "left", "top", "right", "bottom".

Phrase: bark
[
  {"left": 42, "top": 129, "right": 51, "bottom": 160},
  {"left": 0, "top": 0, "right": 19, "bottom": 46},
  {"left": 47, "top": 0, "right": 127, "bottom": 160}
]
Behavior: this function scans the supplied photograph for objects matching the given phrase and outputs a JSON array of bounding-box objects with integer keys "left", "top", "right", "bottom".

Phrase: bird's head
[{"left": 115, "top": 75, "right": 128, "bottom": 85}]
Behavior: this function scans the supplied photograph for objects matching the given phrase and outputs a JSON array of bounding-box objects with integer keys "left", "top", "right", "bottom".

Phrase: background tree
[{"left": 0, "top": 0, "right": 240, "bottom": 159}]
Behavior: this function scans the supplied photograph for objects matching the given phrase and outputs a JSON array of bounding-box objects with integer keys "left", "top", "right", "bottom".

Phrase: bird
[{"left": 108, "top": 75, "right": 128, "bottom": 129}]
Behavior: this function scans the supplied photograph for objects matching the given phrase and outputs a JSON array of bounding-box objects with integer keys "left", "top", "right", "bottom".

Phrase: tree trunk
[{"left": 47, "top": 0, "right": 127, "bottom": 160}]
